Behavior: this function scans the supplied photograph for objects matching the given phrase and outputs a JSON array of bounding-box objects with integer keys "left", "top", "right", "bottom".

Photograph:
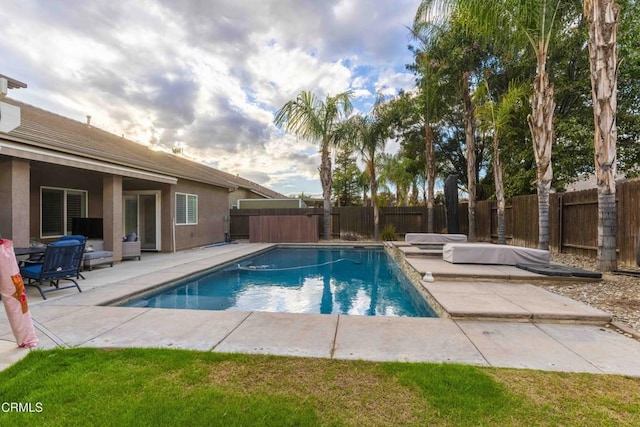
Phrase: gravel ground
[{"left": 535, "top": 253, "right": 640, "bottom": 334}]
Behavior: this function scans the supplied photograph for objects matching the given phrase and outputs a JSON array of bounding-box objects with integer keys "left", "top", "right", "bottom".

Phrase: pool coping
[{"left": 5, "top": 241, "right": 620, "bottom": 325}]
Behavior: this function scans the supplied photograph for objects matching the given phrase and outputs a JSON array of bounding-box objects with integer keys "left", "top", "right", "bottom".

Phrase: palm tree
[
  {"left": 379, "top": 153, "right": 414, "bottom": 206},
  {"left": 584, "top": 0, "right": 620, "bottom": 271},
  {"left": 344, "top": 97, "right": 391, "bottom": 240},
  {"left": 416, "top": 0, "right": 578, "bottom": 250},
  {"left": 274, "top": 91, "right": 353, "bottom": 240},
  {"left": 411, "top": 18, "right": 483, "bottom": 238},
  {"left": 348, "top": 115, "right": 387, "bottom": 240},
  {"left": 461, "top": 70, "right": 477, "bottom": 240},
  {"left": 474, "top": 81, "right": 528, "bottom": 244},
  {"left": 396, "top": 54, "right": 446, "bottom": 232}
]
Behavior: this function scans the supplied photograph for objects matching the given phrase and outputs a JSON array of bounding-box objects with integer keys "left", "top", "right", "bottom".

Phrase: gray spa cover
[
  {"left": 405, "top": 233, "right": 468, "bottom": 244},
  {"left": 442, "top": 243, "right": 550, "bottom": 265},
  {"left": 516, "top": 263, "right": 602, "bottom": 278}
]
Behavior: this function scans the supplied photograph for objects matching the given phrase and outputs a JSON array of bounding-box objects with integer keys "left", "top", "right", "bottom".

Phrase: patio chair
[
  {"left": 21, "top": 235, "right": 87, "bottom": 279},
  {"left": 57, "top": 235, "right": 88, "bottom": 279},
  {"left": 122, "top": 233, "right": 141, "bottom": 261},
  {"left": 19, "top": 239, "right": 85, "bottom": 299}
]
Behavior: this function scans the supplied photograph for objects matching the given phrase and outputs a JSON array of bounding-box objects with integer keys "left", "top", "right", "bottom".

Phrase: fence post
[{"left": 558, "top": 193, "right": 563, "bottom": 253}]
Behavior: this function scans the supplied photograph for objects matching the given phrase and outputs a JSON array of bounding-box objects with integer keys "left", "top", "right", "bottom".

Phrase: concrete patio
[{"left": 2, "top": 242, "right": 639, "bottom": 377}]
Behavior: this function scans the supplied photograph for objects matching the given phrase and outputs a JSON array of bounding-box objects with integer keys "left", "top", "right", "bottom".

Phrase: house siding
[{"left": 172, "top": 179, "right": 228, "bottom": 251}]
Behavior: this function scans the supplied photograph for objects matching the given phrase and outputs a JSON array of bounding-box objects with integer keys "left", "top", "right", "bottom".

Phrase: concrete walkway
[{"left": 2, "top": 243, "right": 640, "bottom": 377}]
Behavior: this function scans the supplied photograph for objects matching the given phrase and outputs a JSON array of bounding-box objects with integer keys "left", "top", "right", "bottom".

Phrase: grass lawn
[{"left": 1, "top": 348, "right": 638, "bottom": 426}]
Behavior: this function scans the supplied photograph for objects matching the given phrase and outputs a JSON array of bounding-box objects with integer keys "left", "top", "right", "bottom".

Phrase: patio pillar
[
  {"left": 103, "top": 175, "right": 123, "bottom": 261},
  {"left": 0, "top": 158, "right": 30, "bottom": 247}
]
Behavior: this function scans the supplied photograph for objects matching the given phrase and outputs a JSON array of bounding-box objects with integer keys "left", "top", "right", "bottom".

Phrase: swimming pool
[{"left": 123, "top": 247, "right": 437, "bottom": 318}]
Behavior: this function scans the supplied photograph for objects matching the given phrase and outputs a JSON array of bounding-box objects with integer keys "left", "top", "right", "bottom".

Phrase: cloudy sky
[{"left": 2, "top": 0, "right": 421, "bottom": 196}]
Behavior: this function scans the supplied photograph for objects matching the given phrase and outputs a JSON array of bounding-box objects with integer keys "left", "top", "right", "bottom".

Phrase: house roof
[
  {"left": 1, "top": 97, "right": 287, "bottom": 197},
  {"left": 213, "top": 168, "right": 288, "bottom": 199}
]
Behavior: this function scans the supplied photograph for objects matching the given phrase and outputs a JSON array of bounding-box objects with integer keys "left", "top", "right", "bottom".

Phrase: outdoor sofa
[{"left": 83, "top": 240, "right": 114, "bottom": 270}]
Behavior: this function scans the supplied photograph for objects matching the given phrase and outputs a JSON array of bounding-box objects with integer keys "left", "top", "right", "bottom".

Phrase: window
[
  {"left": 41, "top": 187, "right": 88, "bottom": 238},
  {"left": 175, "top": 193, "right": 198, "bottom": 225}
]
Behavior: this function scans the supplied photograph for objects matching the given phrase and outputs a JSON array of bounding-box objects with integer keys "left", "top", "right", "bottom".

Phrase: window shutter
[
  {"left": 176, "top": 193, "right": 187, "bottom": 224},
  {"left": 187, "top": 195, "right": 198, "bottom": 224},
  {"left": 66, "top": 192, "right": 84, "bottom": 233},
  {"left": 42, "top": 189, "right": 64, "bottom": 236}
]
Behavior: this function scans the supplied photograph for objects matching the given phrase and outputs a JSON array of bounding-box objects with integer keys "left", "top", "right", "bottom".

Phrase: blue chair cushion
[
  {"left": 20, "top": 263, "right": 42, "bottom": 279},
  {"left": 49, "top": 240, "right": 82, "bottom": 247}
]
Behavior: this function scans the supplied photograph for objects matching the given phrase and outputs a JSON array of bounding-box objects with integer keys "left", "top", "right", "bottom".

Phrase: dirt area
[{"left": 536, "top": 253, "right": 640, "bottom": 335}]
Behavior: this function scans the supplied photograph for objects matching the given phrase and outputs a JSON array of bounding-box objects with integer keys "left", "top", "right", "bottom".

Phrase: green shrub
[{"left": 381, "top": 224, "right": 397, "bottom": 241}]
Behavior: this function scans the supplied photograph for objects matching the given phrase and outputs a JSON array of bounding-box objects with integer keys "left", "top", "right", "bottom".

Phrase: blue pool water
[{"left": 123, "top": 247, "right": 437, "bottom": 318}]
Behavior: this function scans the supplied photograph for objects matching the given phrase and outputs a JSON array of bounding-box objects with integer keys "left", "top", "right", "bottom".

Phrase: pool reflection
[{"left": 125, "top": 248, "right": 436, "bottom": 318}]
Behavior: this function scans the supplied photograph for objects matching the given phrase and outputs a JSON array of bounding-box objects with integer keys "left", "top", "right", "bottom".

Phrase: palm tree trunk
[
  {"left": 493, "top": 133, "right": 506, "bottom": 245},
  {"left": 527, "top": 50, "right": 555, "bottom": 251},
  {"left": 462, "top": 72, "right": 476, "bottom": 241},
  {"left": 320, "top": 141, "right": 332, "bottom": 240},
  {"left": 370, "top": 163, "right": 380, "bottom": 240},
  {"left": 585, "top": 0, "right": 620, "bottom": 271},
  {"left": 411, "top": 181, "right": 419, "bottom": 206},
  {"left": 425, "top": 124, "right": 436, "bottom": 233}
]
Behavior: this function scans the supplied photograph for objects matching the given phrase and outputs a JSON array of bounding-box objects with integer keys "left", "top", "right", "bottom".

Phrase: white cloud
[
  {"left": 375, "top": 68, "right": 416, "bottom": 95},
  {"left": 244, "top": 41, "right": 353, "bottom": 108},
  {"left": 1, "top": 0, "right": 422, "bottom": 195}
]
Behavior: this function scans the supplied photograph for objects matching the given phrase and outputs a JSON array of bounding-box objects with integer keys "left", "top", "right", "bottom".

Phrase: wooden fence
[
  {"left": 230, "top": 179, "right": 640, "bottom": 267},
  {"left": 231, "top": 206, "right": 449, "bottom": 240},
  {"left": 248, "top": 215, "right": 319, "bottom": 243},
  {"left": 231, "top": 208, "right": 325, "bottom": 240},
  {"left": 467, "top": 179, "right": 640, "bottom": 267}
]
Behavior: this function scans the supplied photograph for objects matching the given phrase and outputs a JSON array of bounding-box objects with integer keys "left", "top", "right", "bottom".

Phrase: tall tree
[
  {"left": 461, "top": 71, "right": 477, "bottom": 240},
  {"left": 474, "top": 81, "right": 528, "bottom": 244},
  {"left": 615, "top": 0, "right": 640, "bottom": 177},
  {"left": 584, "top": 0, "right": 621, "bottom": 271},
  {"left": 411, "top": 16, "right": 487, "bottom": 238},
  {"left": 379, "top": 153, "right": 415, "bottom": 206},
  {"left": 404, "top": 45, "right": 450, "bottom": 232},
  {"left": 389, "top": 101, "right": 432, "bottom": 207},
  {"left": 344, "top": 96, "right": 391, "bottom": 240},
  {"left": 416, "top": 0, "right": 580, "bottom": 249},
  {"left": 332, "top": 147, "right": 363, "bottom": 207},
  {"left": 274, "top": 91, "right": 353, "bottom": 240}
]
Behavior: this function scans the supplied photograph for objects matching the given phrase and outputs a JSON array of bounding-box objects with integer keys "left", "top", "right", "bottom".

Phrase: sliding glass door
[{"left": 123, "top": 191, "right": 161, "bottom": 251}]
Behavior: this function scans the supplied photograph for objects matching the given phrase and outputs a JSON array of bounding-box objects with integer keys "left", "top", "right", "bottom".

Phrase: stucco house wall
[
  {"left": 229, "top": 187, "right": 261, "bottom": 209},
  {"left": 172, "top": 179, "right": 229, "bottom": 251}
]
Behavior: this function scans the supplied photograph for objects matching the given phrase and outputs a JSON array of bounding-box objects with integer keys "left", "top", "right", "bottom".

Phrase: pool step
[{"left": 420, "top": 281, "right": 612, "bottom": 325}]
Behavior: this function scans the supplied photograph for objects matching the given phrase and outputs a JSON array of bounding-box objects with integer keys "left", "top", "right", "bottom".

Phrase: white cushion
[{"left": 405, "top": 233, "right": 468, "bottom": 244}]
